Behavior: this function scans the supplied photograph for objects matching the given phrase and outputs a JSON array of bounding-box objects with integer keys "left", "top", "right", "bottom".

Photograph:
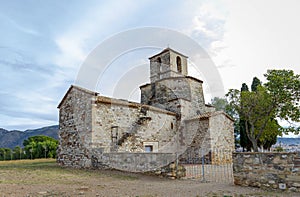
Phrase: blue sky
[{"left": 0, "top": 0, "right": 299, "bottom": 134}]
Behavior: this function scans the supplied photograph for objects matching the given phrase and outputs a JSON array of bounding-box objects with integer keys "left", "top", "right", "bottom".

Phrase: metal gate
[{"left": 179, "top": 148, "right": 234, "bottom": 183}]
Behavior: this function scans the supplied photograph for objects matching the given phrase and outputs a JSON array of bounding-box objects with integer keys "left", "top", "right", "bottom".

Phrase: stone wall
[
  {"left": 188, "top": 77, "right": 206, "bottom": 115},
  {"left": 92, "top": 152, "right": 176, "bottom": 172},
  {"left": 179, "top": 112, "right": 234, "bottom": 165},
  {"left": 233, "top": 152, "right": 300, "bottom": 192},
  {"left": 91, "top": 151, "right": 186, "bottom": 179},
  {"left": 140, "top": 77, "right": 206, "bottom": 118},
  {"left": 178, "top": 118, "right": 209, "bottom": 164},
  {"left": 140, "top": 77, "right": 192, "bottom": 108},
  {"left": 209, "top": 112, "right": 235, "bottom": 164},
  {"left": 92, "top": 96, "right": 177, "bottom": 153},
  {"left": 57, "top": 86, "right": 96, "bottom": 168}
]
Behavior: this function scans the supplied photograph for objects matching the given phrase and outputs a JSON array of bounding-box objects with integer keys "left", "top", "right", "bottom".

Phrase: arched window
[
  {"left": 176, "top": 56, "right": 182, "bottom": 73},
  {"left": 157, "top": 57, "right": 162, "bottom": 79},
  {"left": 157, "top": 57, "right": 161, "bottom": 63},
  {"left": 157, "top": 57, "right": 162, "bottom": 72}
]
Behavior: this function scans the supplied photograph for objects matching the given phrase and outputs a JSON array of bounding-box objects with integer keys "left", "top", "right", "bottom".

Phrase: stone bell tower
[
  {"left": 140, "top": 48, "right": 207, "bottom": 119},
  {"left": 149, "top": 48, "right": 188, "bottom": 83}
]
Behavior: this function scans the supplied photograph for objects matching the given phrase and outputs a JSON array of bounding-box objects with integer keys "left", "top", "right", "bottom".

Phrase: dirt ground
[{"left": 0, "top": 159, "right": 297, "bottom": 197}]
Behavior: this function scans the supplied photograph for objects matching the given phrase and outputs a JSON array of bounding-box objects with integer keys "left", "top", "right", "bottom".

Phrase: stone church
[{"left": 57, "top": 48, "right": 234, "bottom": 172}]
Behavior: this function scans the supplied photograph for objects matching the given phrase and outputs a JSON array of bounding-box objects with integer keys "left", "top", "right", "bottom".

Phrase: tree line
[
  {"left": 0, "top": 135, "right": 58, "bottom": 160},
  {"left": 211, "top": 69, "right": 299, "bottom": 152}
]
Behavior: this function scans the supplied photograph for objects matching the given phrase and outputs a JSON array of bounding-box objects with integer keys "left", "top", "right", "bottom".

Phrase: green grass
[
  {"left": 0, "top": 158, "right": 56, "bottom": 166},
  {"left": 0, "top": 158, "right": 138, "bottom": 185}
]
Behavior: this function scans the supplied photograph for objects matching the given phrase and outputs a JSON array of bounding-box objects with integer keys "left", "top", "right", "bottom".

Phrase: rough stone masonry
[
  {"left": 57, "top": 48, "right": 234, "bottom": 175},
  {"left": 233, "top": 152, "right": 300, "bottom": 192}
]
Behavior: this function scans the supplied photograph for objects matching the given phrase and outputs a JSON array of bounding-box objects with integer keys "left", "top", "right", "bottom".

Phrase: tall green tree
[
  {"left": 239, "top": 83, "right": 252, "bottom": 151},
  {"left": 251, "top": 77, "right": 281, "bottom": 150},
  {"left": 0, "top": 148, "right": 6, "bottom": 160},
  {"left": 23, "top": 135, "right": 58, "bottom": 159},
  {"left": 0, "top": 148, "right": 13, "bottom": 160},
  {"left": 251, "top": 77, "right": 261, "bottom": 91},
  {"left": 13, "top": 146, "right": 25, "bottom": 160},
  {"left": 241, "top": 83, "right": 249, "bottom": 92},
  {"left": 227, "top": 69, "right": 300, "bottom": 152}
]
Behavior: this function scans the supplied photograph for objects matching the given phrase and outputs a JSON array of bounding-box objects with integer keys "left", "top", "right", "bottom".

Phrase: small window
[
  {"left": 157, "top": 57, "right": 161, "bottom": 63},
  {"left": 171, "top": 122, "right": 174, "bottom": 130},
  {"left": 157, "top": 57, "right": 162, "bottom": 73},
  {"left": 145, "top": 145, "right": 153, "bottom": 152},
  {"left": 176, "top": 56, "right": 182, "bottom": 73},
  {"left": 111, "top": 126, "right": 118, "bottom": 145}
]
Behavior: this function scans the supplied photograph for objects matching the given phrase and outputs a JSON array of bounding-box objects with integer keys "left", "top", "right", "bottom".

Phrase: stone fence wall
[
  {"left": 233, "top": 152, "right": 300, "bottom": 192},
  {"left": 91, "top": 151, "right": 186, "bottom": 178}
]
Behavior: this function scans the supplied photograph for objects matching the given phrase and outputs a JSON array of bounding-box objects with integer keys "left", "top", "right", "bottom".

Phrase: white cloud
[
  {"left": 192, "top": 16, "right": 219, "bottom": 39},
  {"left": 183, "top": 0, "right": 300, "bottom": 93},
  {"left": 183, "top": 1, "right": 227, "bottom": 40},
  {"left": 54, "top": 36, "right": 86, "bottom": 67},
  {"left": 53, "top": 0, "right": 142, "bottom": 69}
]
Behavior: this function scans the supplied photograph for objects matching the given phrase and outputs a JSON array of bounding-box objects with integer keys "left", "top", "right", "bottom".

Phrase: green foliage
[
  {"left": 24, "top": 135, "right": 58, "bottom": 159},
  {"left": 251, "top": 77, "right": 261, "bottom": 92},
  {"left": 0, "top": 135, "right": 58, "bottom": 161},
  {"left": 257, "top": 119, "right": 281, "bottom": 150},
  {"left": 239, "top": 83, "right": 252, "bottom": 151},
  {"left": 241, "top": 83, "right": 249, "bottom": 92},
  {"left": 0, "top": 148, "right": 13, "bottom": 160},
  {"left": 226, "top": 69, "right": 300, "bottom": 152},
  {"left": 210, "top": 97, "right": 228, "bottom": 112},
  {"left": 238, "top": 77, "right": 281, "bottom": 151},
  {"left": 12, "top": 146, "right": 26, "bottom": 160},
  {"left": 274, "top": 146, "right": 284, "bottom": 152},
  {"left": 239, "top": 119, "right": 252, "bottom": 151},
  {"left": 264, "top": 70, "right": 300, "bottom": 127}
]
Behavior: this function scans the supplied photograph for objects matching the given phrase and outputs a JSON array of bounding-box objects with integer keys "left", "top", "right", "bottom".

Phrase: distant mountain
[
  {"left": 0, "top": 125, "right": 59, "bottom": 149},
  {"left": 277, "top": 137, "right": 300, "bottom": 146}
]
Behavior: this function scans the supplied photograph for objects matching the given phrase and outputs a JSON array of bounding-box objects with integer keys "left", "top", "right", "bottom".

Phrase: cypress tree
[{"left": 239, "top": 83, "right": 252, "bottom": 151}]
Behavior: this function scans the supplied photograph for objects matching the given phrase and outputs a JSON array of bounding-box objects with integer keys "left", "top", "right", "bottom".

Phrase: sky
[{"left": 0, "top": 0, "right": 299, "bottom": 136}]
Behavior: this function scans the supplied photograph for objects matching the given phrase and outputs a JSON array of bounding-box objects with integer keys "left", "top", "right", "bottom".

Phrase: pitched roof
[
  {"left": 149, "top": 47, "right": 188, "bottom": 59},
  {"left": 57, "top": 85, "right": 99, "bottom": 108}
]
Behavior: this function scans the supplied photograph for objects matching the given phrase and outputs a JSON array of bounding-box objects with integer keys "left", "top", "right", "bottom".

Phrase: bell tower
[
  {"left": 140, "top": 48, "right": 206, "bottom": 118},
  {"left": 148, "top": 48, "right": 188, "bottom": 83}
]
